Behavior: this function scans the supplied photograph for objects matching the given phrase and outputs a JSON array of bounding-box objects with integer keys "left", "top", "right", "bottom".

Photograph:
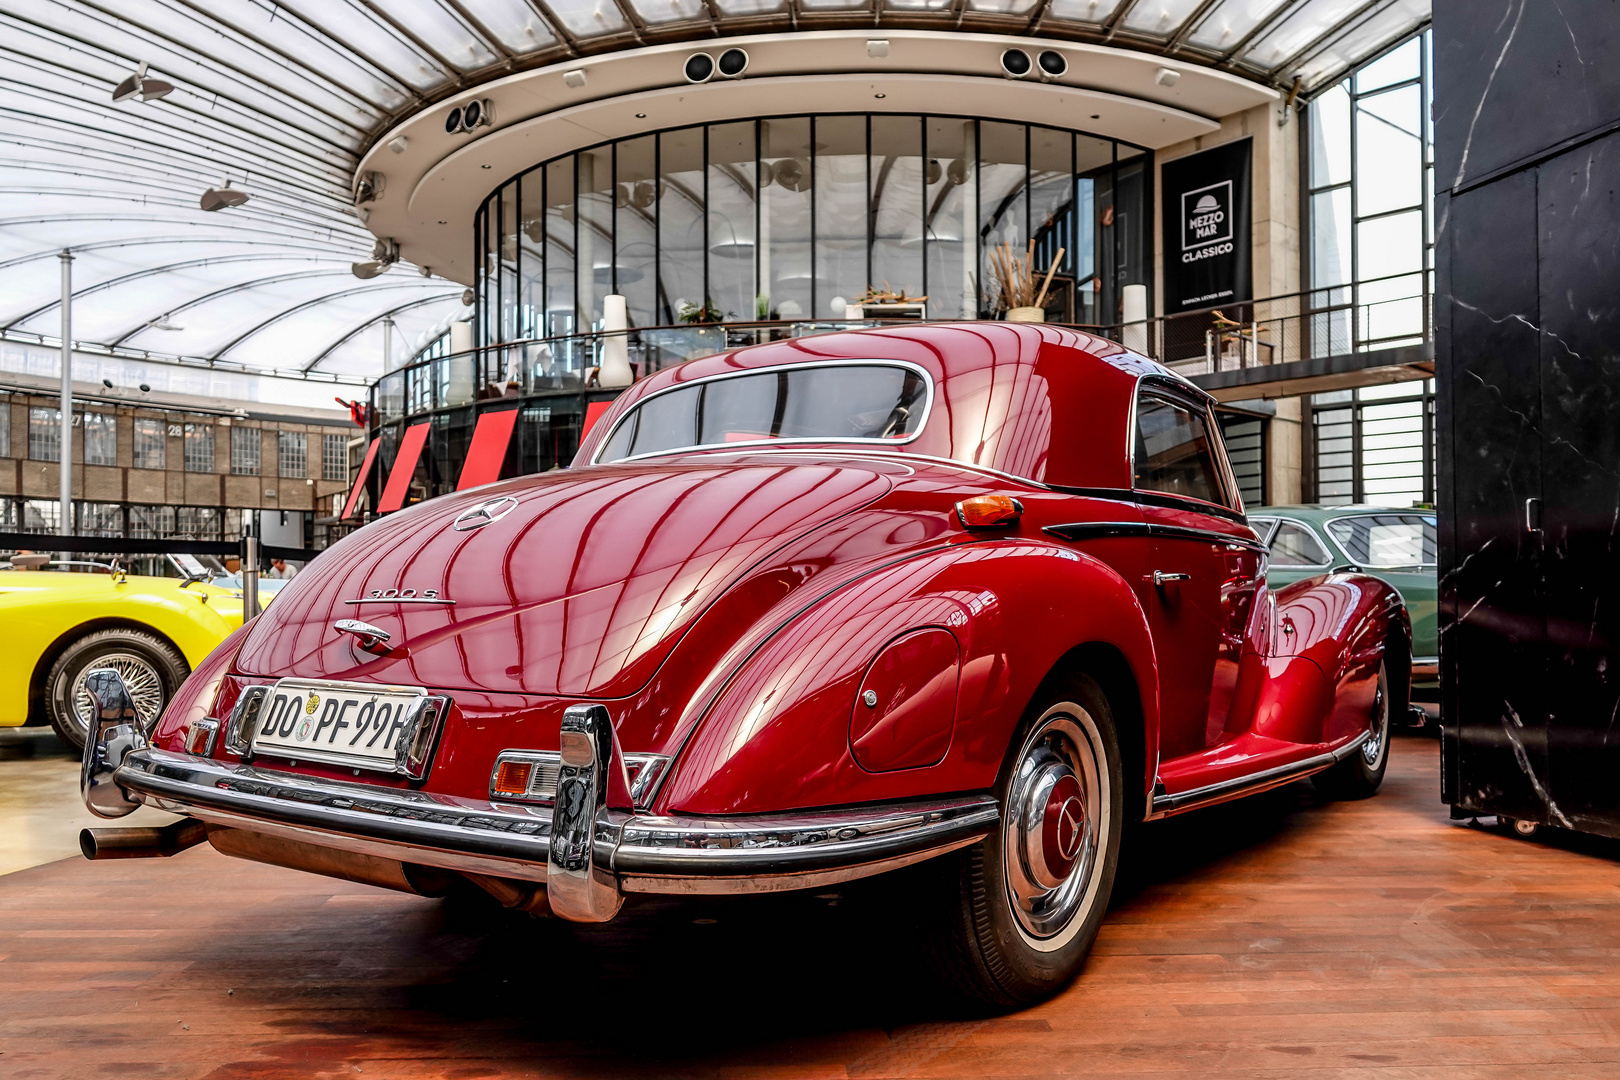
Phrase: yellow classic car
[{"left": 0, "top": 555, "right": 269, "bottom": 749}]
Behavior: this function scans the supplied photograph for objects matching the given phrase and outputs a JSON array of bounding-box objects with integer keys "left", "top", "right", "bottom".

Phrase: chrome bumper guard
[{"left": 96, "top": 701, "right": 998, "bottom": 923}]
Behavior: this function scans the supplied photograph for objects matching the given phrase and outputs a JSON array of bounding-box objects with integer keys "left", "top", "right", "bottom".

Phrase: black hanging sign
[{"left": 1161, "top": 139, "right": 1252, "bottom": 313}]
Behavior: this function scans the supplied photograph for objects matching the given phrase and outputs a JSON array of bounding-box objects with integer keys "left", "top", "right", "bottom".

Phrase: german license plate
[{"left": 253, "top": 679, "right": 426, "bottom": 772}]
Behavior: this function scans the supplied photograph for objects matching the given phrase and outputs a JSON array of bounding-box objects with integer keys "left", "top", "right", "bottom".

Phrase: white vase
[{"left": 1005, "top": 306, "right": 1045, "bottom": 323}]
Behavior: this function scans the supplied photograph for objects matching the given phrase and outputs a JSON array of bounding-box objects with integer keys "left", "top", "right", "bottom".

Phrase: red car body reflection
[{"left": 89, "top": 323, "right": 1407, "bottom": 1007}]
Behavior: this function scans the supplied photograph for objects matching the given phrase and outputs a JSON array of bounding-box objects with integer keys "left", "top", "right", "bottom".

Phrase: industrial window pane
[
  {"left": 1311, "top": 188, "right": 1352, "bottom": 288},
  {"left": 279, "top": 431, "right": 307, "bottom": 479},
  {"left": 1354, "top": 37, "right": 1421, "bottom": 93},
  {"left": 175, "top": 507, "right": 223, "bottom": 540},
  {"left": 133, "top": 418, "right": 165, "bottom": 470},
  {"left": 814, "top": 116, "right": 868, "bottom": 317},
  {"left": 979, "top": 121, "right": 1028, "bottom": 315},
  {"left": 128, "top": 505, "right": 175, "bottom": 538},
  {"left": 1355, "top": 84, "right": 1423, "bottom": 216},
  {"left": 499, "top": 180, "right": 521, "bottom": 344},
  {"left": 79, "top": 501, "right": 123, "bottom": 538},
  {"left": 762, "top": 117, "right": 813, "bottom": 321},
  {"left": 1309, "top": 84, "right": 1351, "bottom": 189},
  {"left": 925, "top": 118, "right": 975, "bottom": 321},
  {"left": 28, "top": 408, "right": 60, "bottom": 462},
  {"left": 615, "top": 136, "right": 657, "bottom": 328},
  {"left": 84, "top": 413, "right": 116, "bottom": 466},
  {"left": 1028, "top": 126, "right": 1073, "bottom": 295},
  {"left": 869, "top": 115, "right": 924, "bottom": 304},
  {"left": 1218, "top": 414, "right": 1265, "bottom": 508},
  {"left": 659, "top": 130, "right": 706, "bottom": 322},
  {"left": 323, "top": 433, "right": 350, "bottom": 481},
  {"left": 1357, "top": 210, "right": 1423, "bottom": 282},
  {"left": 708, "top": 121, "right": 758, "bottom": 321},
  {"left": 545, "top": 156, "right": 577, "bottom": 337},
  {"left": 1133, "top": 396, "right": 1223, "bottom": 506},
  {"left": 22, "top": 498, "right": 61, "bottom": 534},
  {"left": 232, "top": 426, "right": 261, "bottom": 475},
  {"left": 184, "top": 424, "right": 215, "bottom": 473},
  {"left": 578, "top": 149, "right": 613, "bottom": 327}
]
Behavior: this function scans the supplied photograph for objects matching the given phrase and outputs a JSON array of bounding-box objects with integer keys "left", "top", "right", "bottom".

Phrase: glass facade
[
  {"left": 475, "top": 114, "right": 1150, "bottom": 354},
  {"left": 1306, "top": 31, "right": 1433, "bottom": 356}
]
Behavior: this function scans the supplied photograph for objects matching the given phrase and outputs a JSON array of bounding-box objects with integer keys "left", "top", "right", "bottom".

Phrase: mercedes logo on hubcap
[
  {"left": 452, "top": 495, "right": 518, "bottom": 531},
  {"left": 1055, "top": 795, "right": 1085, "bottom": 861}
]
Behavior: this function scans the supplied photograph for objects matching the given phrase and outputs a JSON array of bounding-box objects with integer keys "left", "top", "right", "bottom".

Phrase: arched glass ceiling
[{"left": 1, "top": 0, "right": 1426, "bottom": 382}]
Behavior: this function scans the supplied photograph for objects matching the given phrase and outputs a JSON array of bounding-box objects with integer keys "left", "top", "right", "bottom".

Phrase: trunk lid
[{"left": 234, "top": 459, "right": 892, "bottom": 698}]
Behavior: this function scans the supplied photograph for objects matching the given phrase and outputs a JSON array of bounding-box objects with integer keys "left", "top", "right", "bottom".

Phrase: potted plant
[{"left": 990, "top": 242, "right": 1065, "bottom": 323}]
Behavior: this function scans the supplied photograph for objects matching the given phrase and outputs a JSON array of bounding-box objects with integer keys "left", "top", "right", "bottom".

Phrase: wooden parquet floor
[{"left": 4, "top": 732, "right": 1620, "bottom": 1079}]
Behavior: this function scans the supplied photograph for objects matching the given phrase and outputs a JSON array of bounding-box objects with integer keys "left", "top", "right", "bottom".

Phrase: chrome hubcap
[
  {"left": 1362, "top": 675, "right": 1390, "bottom": 769},
  {"left": 71, "top": 653, "right": 164, "bottom": 737},
  {"left": 1004, "top": 710, "right": 1106, "bottom": 942}
]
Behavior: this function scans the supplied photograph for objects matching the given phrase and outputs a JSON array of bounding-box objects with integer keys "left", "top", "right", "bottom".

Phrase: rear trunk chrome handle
[{"left": 333, "top": 618, "right": 392, "bottom": 654}]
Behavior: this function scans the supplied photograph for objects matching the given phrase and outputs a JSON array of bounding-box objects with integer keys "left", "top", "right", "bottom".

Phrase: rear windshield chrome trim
[{"left": 591, "top": 358, "right": 936, "bottom": 466}]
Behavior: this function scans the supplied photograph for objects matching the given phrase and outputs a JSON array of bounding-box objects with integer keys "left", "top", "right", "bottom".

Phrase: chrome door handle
[{"left": 1152, "top": 570, "right": 1191, "bottom": 586}]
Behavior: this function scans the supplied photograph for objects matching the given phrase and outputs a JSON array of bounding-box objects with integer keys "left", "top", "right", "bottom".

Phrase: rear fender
[
  {"left": 659, "top": 539, "right": 1159, "bottom": 815},
  {"left": 1275, "top": 573, "right": 1407, "bottom": 743}
]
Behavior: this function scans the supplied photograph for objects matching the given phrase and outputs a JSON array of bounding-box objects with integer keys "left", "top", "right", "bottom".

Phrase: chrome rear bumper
[{"left": 108, "top": 745, "right": 997, "bottom": 917}]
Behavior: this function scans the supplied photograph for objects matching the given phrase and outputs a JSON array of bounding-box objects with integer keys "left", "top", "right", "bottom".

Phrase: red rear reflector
[
  {"left": 956, "top": 495, "right": 1024, "bottom": 529},
  {"left": 493, "top": 760, "right": 534, "bottom": 797}
]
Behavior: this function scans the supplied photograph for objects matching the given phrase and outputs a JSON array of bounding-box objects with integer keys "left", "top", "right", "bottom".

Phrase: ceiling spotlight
[
  {"left": 684, "top": 52, "right": 715, "bottom": 83},
  {"left": 716, "top": 48, "right": 749, "bottom": 78},
  {"left": 139, "top": 383, "right": 151, "bottom": 393},
  {"left": 563, "top": 69, "right": 587, "bottom": 88},
  {"left": 461, "top": 288, "right": 476, "bottom": 306},
  {"left": 353, "top": 171, "right": 385, "bottom": 205},
  {"left": 867, "top": 39, "right": 889, "bottom": 59},
  {"left": 1155, "top": 66, "right": 1181, "bottom": 87},
  {"left": 112, "top": 62, "right": 174, "bottom": 103},
  {"left": 387, "top": 136, "right": 408, "bottom": 154},
  {"left": 352, "top": 238, "right": 399, "bottom": 279},
  {"left": 102, "top": 378, "right": 114, "bottom": 389},
  {"left": 1038, "top": 50, "right": 1067, "bottom": 79},
  {"left": 200, "top": 183, "right": 249, "bottom": 211},
  {"left": 419, "top": 265, "right": 433, "bottom": 277},
  {"left": 1000, "top": 49, "right": 1032, "bottom": 78}
]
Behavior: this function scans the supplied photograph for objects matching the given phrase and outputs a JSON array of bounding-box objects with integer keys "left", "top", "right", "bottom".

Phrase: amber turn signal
[
  {"left": 955, "top": 495, "right": 1024, "bottom": 529},
  {"left": 492, "top": 759, "right": 534, "bottom": 797}
]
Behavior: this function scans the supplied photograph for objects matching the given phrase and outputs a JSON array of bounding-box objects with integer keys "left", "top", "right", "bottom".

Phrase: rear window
[
  {"left": 597, "top": 363, "right": 928, "bottom": 463},
  {"left": 1326, "top": 514, "right": 1437, "bottom": 568}
]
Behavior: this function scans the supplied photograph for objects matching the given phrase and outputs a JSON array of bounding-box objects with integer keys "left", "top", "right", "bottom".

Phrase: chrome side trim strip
[
  {"left": 1145, "top": 733, "right": 1370, "bottom": 820},
  {"left": 111, "top": 750, "right": 999, "bottom": 894}
]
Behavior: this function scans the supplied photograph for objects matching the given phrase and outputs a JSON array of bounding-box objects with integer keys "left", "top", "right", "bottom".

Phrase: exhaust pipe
[{"left": 81, "top": 818, "right": 208, "bottom": 860}]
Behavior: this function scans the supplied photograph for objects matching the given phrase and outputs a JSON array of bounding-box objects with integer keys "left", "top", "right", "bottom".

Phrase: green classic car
[{"left": 1250, "top": 505, "right": 1438, "bottom": 697}]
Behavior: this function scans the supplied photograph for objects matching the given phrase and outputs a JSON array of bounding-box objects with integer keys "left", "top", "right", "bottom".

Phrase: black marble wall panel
[
  {"left": 1436, "top": 170, "right": 1547, "bottom": 824},
  {"left": 1437, "top": 0, "right": 1620, "bottom": 835}
]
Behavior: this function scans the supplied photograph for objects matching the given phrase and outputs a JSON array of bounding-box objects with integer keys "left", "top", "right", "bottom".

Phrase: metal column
[{"left": 58, "top": 249, "right": 73, "bottom": 550}]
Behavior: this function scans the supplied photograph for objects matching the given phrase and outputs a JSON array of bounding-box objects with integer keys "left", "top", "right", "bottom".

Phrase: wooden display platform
[{"left": 3, "top": 733, "right": 1620, "bottom": 1078}]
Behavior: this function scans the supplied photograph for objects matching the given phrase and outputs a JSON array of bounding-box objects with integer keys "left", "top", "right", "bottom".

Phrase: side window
[
  {"left": 1133, "top": 393, "right": 1227, "bottom": 507},
  {"left": 1249, "top": 517, "right": 1279, "bottom": 544},
  {"left": 1268, "top": 522, "right": 1332, "bottom": 567}
]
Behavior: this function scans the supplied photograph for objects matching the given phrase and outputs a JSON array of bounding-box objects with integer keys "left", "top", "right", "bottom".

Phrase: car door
[{"left": 1132, "top": 385, "right": 1265, "bottom": 758}]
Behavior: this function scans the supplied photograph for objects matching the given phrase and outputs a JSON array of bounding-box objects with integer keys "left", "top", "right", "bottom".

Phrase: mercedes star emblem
[{"left": 452, "top": 495, "right": 518, "bottom": 532}]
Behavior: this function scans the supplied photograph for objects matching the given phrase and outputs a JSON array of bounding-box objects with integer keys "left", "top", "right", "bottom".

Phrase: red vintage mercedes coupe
[{"left": 81, "top": 323, "right": 1407, "bottom": 1006}]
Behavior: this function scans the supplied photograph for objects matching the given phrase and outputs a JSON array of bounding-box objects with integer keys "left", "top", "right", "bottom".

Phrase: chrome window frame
[
  {"left": 590, "top": 358, "right": 936, "bottom": 466},
  {"left": 1258, "top": 515, "right": 1335, "bottom": 570},
  {"left": 1127, "top": 379, "right": 1241, "bottom": 517}
]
